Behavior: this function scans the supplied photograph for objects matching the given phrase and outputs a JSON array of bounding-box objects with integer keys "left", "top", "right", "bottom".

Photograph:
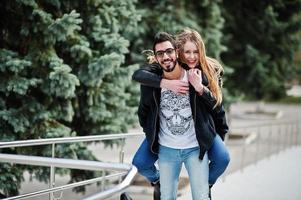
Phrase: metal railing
[
  {"left": 0, "top": 133, "right": 144, "bottom": 200},
  {"left": 1, "top": 119, "right": 300, "bottom": 199},
  {"left": 224, "top": 119, "right": 301, "bottom": 175}
]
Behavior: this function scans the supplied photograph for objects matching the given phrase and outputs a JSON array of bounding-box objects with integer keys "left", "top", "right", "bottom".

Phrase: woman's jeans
[
  {"left": 159, "top": 145, "right": 210, "bottom": 200},
  {"left": 208, "top": 134, "right": 230, "bottom": 184},
  {"left": 132, "top": 139, "right": 160, "bottom": 182},
  {"left": 132, "top": 134, "right": 230, "bottom": 185}
]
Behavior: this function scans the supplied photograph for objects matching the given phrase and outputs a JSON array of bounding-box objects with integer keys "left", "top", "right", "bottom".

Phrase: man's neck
[{"left": 163, "top": 63, "right": 183, "bottom": 80}]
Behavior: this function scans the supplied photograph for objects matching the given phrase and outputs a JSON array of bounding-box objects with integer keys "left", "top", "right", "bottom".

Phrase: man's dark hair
[{"left": 152, "top": 32, "right": 176, "bottom": 53}]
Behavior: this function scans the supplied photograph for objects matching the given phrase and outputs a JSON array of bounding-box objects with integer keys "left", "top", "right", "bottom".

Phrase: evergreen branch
[{"left": 48, "top": 10, "right": 83, "bottom": 42}]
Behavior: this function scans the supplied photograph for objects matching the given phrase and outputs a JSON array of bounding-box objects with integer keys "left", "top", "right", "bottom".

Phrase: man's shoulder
[
  {"left": 140, "top": 84, "right": 155, "bottom": 91},
  {"left": 141, "top": 62, "right": 161, "bottom": 68},
  {"left": 140, "top": 63, "right": 163, "bottom": 75}
]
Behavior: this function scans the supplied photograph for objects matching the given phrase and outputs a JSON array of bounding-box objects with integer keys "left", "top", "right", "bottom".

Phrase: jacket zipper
[{"left": 151, "top": 90, "right": 159, "bottom": 154}]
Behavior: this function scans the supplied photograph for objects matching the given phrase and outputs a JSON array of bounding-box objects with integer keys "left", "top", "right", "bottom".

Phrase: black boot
[
  {"left": 151, "top": 181, "right": 160, "bottom": 200},
  {"left": 209, "top": 184, "right": 213, "bottom": 200},
  {"left": 0, "top": 193, "right": 7, "bottom": 199},
  {"left": 120, "top": 192, "right": 133, "bottom": 200},
  {"left": 0, "top": 193, "right": 7, "bottom": 200}
]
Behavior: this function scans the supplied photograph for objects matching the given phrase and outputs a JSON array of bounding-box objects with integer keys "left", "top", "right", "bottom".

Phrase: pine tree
[
  {"left": 222, "top": 0, "right": 301, "bottom": 99},
  {"left": 131, "top": 0, "right": 226, "bottom": 60},
  {"left": 0, "top": 0, "right": 140, "bottom": 196}
]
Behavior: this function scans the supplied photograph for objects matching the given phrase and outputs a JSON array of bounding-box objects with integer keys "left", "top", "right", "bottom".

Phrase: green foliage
[
  {"left": 0, "top": 50, "right": 31, "bottom": 73},
  {"left": 0, "top": 163, "right": 24, "bottom": 196},
  {"left": 79, "top": 53, "right": 123, "bottom": 87},
  {"left": 48, "top": 10, "right": 82, "bottom": 43},
  {"left": 129, "top": 0, "right": 226, "bottom": 61},
  {"left": 0, "top": 109, "right": 30, "bottom": 133},
  {"left": 0, "top": 0, "right": 140, "bottom": 196},
  {"left": 222, "top": 0, "right": 301, "bottom": 99},
  {"left": 273, "top": 96, "right": 301, "bottom": 104},
  {"left": 0, "top": 50, "right": 41, "bottom": 96},
  {"left": 48, "top": 65, "right": 79, "bottom": 98}
]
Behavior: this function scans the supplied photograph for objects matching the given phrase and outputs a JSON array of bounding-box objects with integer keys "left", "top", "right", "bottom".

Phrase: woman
[
  {"left": 176, "top": 28, "right": 230, "bottom": 187},
  {"left": 132, "top": 28, "right": 230, "bottom": 199}
]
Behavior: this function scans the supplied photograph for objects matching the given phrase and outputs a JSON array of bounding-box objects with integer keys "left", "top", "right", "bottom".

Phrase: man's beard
[{"left": 161, "top": 59, "right": 177, "bottom": 72}]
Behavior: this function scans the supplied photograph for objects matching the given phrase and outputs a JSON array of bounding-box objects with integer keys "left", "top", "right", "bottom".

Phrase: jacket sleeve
[
  {"left": 209, "top": 102, "right": 228, "bottom": 140},
  {"left": 197, "top": 91, "right": 228, "bottom": 140},
  {"left": 132, "top": 63, "right": 163, "bottom": 88},
  {"left": 137, "top": 86, "right": 150, "bottom": 130},
  {"left": 198, "top": 75, "right": 229, "bottom": 140}
]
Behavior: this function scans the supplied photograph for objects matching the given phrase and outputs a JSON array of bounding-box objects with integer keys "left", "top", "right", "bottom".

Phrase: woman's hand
[
  {"left": 160, "top": 79, "right": 189, "bottom": 94},
  {"left": 188, "top": 69, "right": 204, "bottom": 94}
]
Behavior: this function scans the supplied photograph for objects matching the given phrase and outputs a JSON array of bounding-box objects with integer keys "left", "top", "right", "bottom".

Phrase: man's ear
[{"left": 176, "top": 49, "right": 179, "bottom": 58}]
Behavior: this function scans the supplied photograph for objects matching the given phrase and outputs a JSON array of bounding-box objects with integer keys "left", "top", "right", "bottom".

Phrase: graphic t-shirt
[{"left": 158, "top": 71, "right": 199, "bottom": 149}]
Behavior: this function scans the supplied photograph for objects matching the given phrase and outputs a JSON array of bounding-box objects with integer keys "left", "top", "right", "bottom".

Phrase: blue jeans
[
  {"left": 208, "top": 134, "right": 230, "bottom": 184},
  {"left": 132, "top": 139, "right": 160, "bottom": 182},
  {"left": 132, "top": 134, "right": 230, "bottom": 184},
  {"left": 159, "top": 145, "right": 209, "bottom": 200}
]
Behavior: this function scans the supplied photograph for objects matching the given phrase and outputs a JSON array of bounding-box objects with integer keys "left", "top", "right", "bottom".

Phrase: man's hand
[
  {"left": 188, "top": 69, "right": 204, "bottom": 94},
  {"left": 160, "top": 79, "right": 189, "bottom": 94}
]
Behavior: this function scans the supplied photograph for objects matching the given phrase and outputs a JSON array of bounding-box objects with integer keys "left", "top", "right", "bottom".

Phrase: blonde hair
[
  {"left": 176, "top": 27, "right": 223, "bottom": 106},
  {"left": 142, "top": 50, "right": 157, "bottom": 64}
]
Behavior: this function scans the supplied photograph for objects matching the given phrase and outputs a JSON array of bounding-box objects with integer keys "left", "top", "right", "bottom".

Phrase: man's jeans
[
  {"left": 132, "top": 134, "right": 230, "bottom": 185},
  {"left": 159, "top": 145, "right": 210, "bottom": 200}
]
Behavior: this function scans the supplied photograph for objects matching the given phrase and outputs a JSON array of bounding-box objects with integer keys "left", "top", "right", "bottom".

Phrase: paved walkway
[
  {"left": 179, "top": 146, "right": 301, "bottom": 200},
  {"left": 17, "top": 101, "right": 301, "bottom": 199}
]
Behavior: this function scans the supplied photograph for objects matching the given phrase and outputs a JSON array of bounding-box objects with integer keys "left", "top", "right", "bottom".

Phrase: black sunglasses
[{"left": 155, "top": 48, "right": 175, "bottom": 58}]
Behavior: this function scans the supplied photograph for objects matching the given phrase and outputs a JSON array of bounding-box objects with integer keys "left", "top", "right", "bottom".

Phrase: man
[{"left": 132, "top": 32, "right": 183, "bottom": 199}]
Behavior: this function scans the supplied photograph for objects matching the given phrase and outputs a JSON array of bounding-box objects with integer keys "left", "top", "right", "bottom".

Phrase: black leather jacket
[{"left": 133, "top": 63, "right": 228, "bottom": 159}]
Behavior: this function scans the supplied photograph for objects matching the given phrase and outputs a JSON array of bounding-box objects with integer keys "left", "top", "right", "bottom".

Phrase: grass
[{"left": 269, "top": 96, "right": 301, "bottom": 104}]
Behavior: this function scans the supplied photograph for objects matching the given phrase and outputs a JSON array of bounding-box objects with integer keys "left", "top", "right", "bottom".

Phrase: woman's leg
[
  {"left": 132, "top": 138, "right": 159, "bottom": 183},
  {"left": 159, "top": 145, "right": 182, "bottom": 200},
  {"left": 208, "top": 134, "right": 230, "bottom": 185},
  {"left": 184, "top": 148, "right": 210, "bottom": 200}
]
